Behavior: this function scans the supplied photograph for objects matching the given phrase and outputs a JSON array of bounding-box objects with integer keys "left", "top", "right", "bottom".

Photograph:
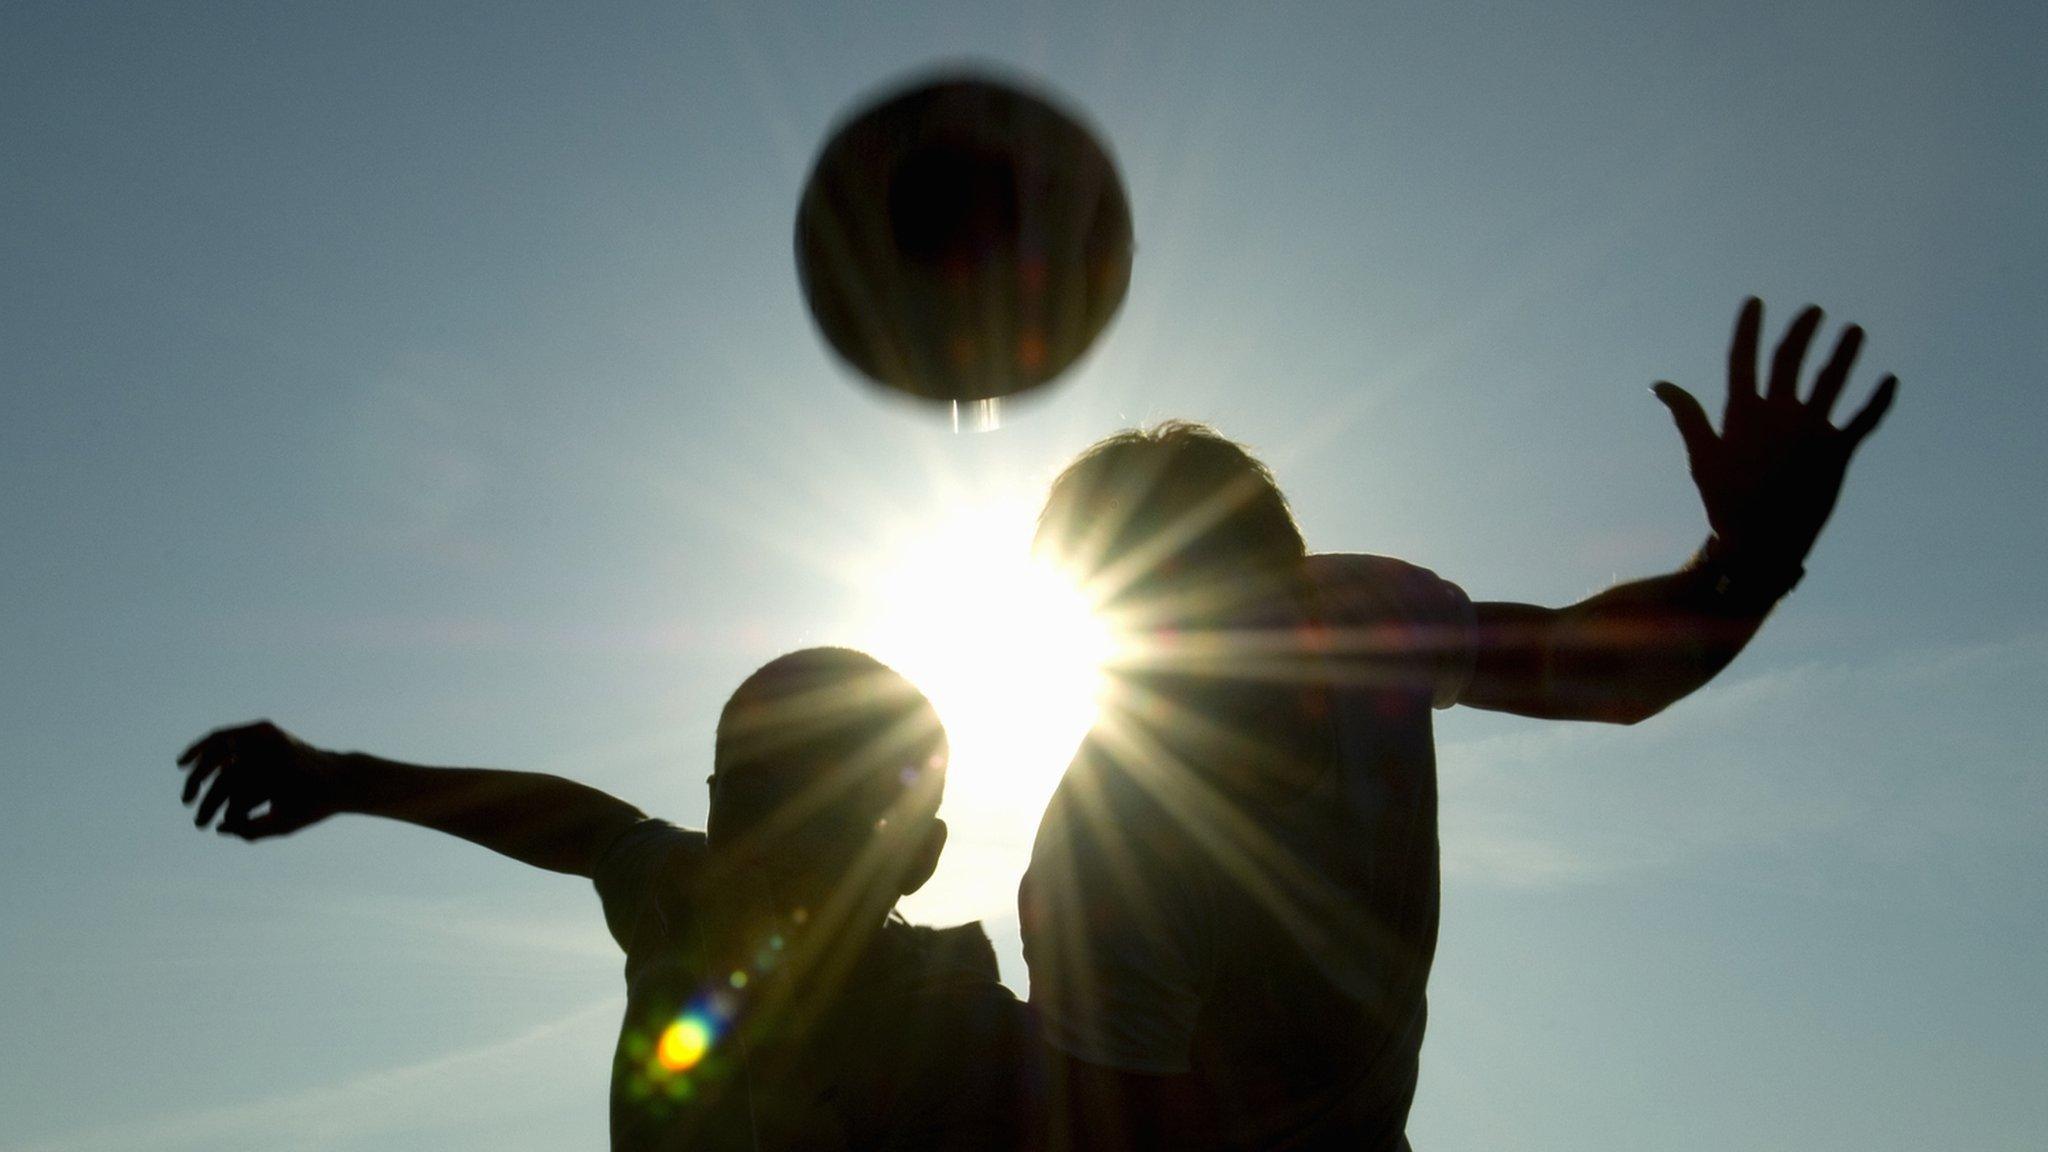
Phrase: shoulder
[
  {"left": 887, "top": 921, "right": 1031, "bottom": 1036},
  {"left": 1306, "top": 554, "right": 1476, "bottom": 708},
  {"left": 1305, "top": 552, "right": 1470, "bottom": 624},
  {"left": 1027, "top": 740, "right": 1200, "bottom": 893},
  {"left": 840, "top": 921, "right": 1042, "bottom": 1150},
  {"left": 592, "top": 818, "right": 707, "bottom": 952},
  {"left": 910, "top": 921, "right": 1007, "bottom": 983}
]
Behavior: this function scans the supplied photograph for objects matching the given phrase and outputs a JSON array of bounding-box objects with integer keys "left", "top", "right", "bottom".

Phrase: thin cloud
[
  {"left": 1438, "top": 636, "right": 2048, "bottom": 890},
  {"left": 12, "top": 1001, "right": 617, "bottom": 1152},
  {"left": 325, "top": 893, "right": 620, "bottom": 963}
]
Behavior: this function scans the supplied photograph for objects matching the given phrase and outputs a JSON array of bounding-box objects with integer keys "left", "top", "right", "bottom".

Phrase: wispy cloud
[
  {"left": 317, "top": 352, "right": 503, "bottom": 562},
  {"left": 324, "top": 893, "right": 621, "bottom": 963},
  {"left": 1438, "top": 636, "right": 2048, "bottom": 890},
  {"left": 11, "top": 1001, "right": 618, "bottom": 1152}
]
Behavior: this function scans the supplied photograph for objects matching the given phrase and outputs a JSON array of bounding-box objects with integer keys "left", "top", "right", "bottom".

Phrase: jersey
[
  {"left": 594, "top": 819, "right": 1041, "bottom": 1151},
  {"left": 1018, "top": 553, "right": 1476, "bottom": 1150}
]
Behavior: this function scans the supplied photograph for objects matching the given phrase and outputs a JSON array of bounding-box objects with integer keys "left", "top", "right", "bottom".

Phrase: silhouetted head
[
  {"left": 1035, "top": 421, "right": 1306, "bottom": 620},
  {"left": 708, "top": 648, "right": 948, "bottom": 913},
  {"left": 1037, "top": 424, "right": 1327, "bottom": 799}
]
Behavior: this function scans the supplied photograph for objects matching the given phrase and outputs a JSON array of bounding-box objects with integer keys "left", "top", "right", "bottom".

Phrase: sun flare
[{"left": 855, "top": 497, "right": 1115, "bottom": 924}]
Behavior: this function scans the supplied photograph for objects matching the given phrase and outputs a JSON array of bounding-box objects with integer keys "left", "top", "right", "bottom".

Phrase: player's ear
[{"left": 896, "top": 818, "right": 947, "bottom": 897}]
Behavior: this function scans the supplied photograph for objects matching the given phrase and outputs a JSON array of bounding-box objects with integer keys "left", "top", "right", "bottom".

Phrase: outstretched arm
[
  {"left": 1461, "top": 298, "right": 1897, "bottom": 724},
  {"left": 177, "top": 721, "right": 647, "bottom": 877}
]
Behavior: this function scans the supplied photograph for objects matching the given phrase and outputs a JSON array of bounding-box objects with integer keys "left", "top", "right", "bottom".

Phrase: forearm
[
  {"left": 1465, "top": 542, "right": 1796, "bottom": 724},
  {"left": 1459, "top": 298, "right": 1892, "bottom": 724},
  {"left": 332, "top": 754, "right": 647, "bottom": 877}
]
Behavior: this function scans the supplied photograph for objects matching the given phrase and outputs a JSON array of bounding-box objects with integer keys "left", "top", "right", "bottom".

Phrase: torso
[
  {"left": 1022, "top": 553, "right": 1463, "bottom": 1151},
  {"left": 603, "top": 842, "right": 1037, "bottom": 1152}
]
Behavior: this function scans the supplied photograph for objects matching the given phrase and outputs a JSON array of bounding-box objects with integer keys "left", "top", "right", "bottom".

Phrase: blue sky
[{"left": 4, "top": 2, "right": 2044, "bottom": 1149}]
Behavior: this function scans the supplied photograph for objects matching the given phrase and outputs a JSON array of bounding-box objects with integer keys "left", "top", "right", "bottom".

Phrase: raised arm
[
  {"left": 1460, "top": 298, "right": 1897, "bottom": 724},
  {"left": 177, "top": 720, "right": 647, "bottom": 877}
]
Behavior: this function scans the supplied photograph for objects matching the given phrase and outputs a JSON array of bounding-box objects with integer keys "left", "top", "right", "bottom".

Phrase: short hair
[
  {"left": 1038, "top": 426, "right": 1330, "bottom": 800},
  {"left": 1034, "top": 421, "right": 1306, "bottom": 604},
  {"left": 709, "top": 648, "right": 947, "bottom": 876}
]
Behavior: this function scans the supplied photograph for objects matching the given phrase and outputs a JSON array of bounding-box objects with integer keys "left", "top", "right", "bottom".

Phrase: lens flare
[
  {"left": 654, "top": 1015, "right": 713, "bottom": 1073},
  {"left": 858, "top": 496, "right": 1117, "bottom": 923}
]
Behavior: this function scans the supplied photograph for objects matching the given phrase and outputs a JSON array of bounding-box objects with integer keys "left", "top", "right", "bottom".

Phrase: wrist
[
  {"left": 321, "top": 750, "right": 382, "bottom": 815},
  {"left": 1694, "top": 536, "right": 1804, "bottom": 608}
]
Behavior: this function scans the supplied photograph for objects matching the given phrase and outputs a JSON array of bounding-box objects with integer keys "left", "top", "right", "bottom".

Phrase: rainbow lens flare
[{"left": 654, "top": 1014, "right": 713, "bottom": 1074}]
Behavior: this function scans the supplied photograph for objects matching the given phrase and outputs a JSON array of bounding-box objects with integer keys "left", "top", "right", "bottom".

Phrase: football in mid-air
[{"left": 795, "top": 72, "right": 1133, "bottom": 407}]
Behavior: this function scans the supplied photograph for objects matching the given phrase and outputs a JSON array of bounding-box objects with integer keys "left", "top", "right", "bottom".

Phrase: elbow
[
  {"left": 1617, "top": 695, "right": 1678, "bottom": 726},
  {"left": 1590, "top": 695, "right": 1671, "bottom": 726}
]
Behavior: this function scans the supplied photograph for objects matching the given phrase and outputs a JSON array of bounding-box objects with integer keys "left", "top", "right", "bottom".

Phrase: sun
[{"left": 853, "top": 495, "right": 1115, "bottom": 924}]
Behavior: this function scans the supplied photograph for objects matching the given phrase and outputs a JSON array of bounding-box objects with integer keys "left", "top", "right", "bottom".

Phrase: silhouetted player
[
  {"left": 1020, "top": 300, "right": 1897, "bottom": 1150},
  {"left": 179, "top": 647, "right": 1037, "bottom": 1150}
]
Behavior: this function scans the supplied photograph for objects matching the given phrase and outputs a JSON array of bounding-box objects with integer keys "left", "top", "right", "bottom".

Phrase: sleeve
[
  {"left": 1017, "top": 750, "right": 1215, "bottom": 1074},
  {"left": 591, "top": 818, "right": 705, "bottom": 952},
  {"left": 1305, "top": 553, "right": 1477, "bottom": 709},
  {"left": 1431, "top": 574, "right": 1478, "bottom": 709}
]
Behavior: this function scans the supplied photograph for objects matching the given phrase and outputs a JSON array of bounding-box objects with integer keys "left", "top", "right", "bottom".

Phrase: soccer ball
[{"left": 796, "top": 73, "right": 1134, "bottom": 407}]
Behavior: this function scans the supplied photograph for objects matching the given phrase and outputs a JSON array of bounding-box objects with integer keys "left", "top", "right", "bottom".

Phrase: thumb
[
  {"left": 1652, "top": 382, "right": 1716, "bottom": 459},
  {"left": 220, "top": 810, "right": 308, "bottom": 841}
]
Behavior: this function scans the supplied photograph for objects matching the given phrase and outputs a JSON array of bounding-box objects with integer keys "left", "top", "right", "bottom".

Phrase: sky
[{"left": 3, "top": 1, "right": 2044, "bottom": 1149}]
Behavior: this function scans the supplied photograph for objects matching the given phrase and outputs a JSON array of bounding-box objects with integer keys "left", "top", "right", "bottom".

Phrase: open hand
[
  {"left": 1652, "top": 297, "right": 1897, "bottom": 570},
  {"left": 178, "top": 721, "right": 346, "bottom": 841}
]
